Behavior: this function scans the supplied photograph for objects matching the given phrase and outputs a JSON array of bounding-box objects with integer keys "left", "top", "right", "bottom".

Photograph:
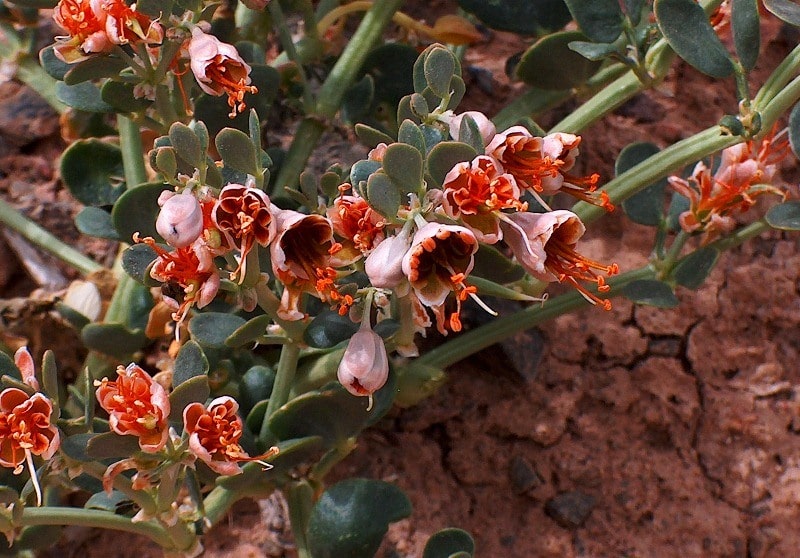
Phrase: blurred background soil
[{"left": 2, "top": 3, "right": 800, "bottom": 557}]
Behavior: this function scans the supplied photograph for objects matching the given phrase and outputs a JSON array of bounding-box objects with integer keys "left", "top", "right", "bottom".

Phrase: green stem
[
  {"left": 574, "top": 126, "right": 736, "bottom": 225},
  {"left": 15, "top": 57, "right": 67, "bottom": 114},
  {"left": 415, "top": 266, "right": 654, "bottom": 369},
  {"left": 272, "top": 0, "right": 404, "bottom": 197},
  {"left": 710, "top": 219, "right": 769, "bottom": 252},
  {"left": 658, "top": 231, "right": 688, "bottom": 278},
  {"left": 268, "top": 0, "right": 316, "bottom": 114},
  {"left": 118, "top": 116, "right": 148, "bottom": 188},
  {"left": 202, "top": 486, "right": 243, "bottom": 526},
  {"left": 259, "top": 342, "right": 301, "bottom": 444},
  {"left": 753, "top": 43, "right": 800, "bottom": 108},
  {"left": 21, "top": 508, "right": 172, "bottom": 548},
  {"left": 0, "top": 201, "right": 102, "bottom": 276}
]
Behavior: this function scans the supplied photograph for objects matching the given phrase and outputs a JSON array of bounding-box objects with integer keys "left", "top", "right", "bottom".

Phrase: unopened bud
[
  {"left": 448, "top": 111, "right": 496, "bottom": 145},
  {"left": 338, "top": 328, "right": 389, "bottom": 397},
  {"left": 364, "top": 227, "right": 411, "bottom": 289},
  {"left": 156, "top": 191, "right": 203, "bottom": 248}
]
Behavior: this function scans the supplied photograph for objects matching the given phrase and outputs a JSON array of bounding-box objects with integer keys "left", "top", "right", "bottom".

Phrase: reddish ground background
[{"left": 2, "top": 4, "right": 800, "bottom": 558}]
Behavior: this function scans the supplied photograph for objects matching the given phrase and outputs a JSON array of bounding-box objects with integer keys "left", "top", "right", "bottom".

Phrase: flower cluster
[
  {"left": 669, "top": 127, "right": 789, "bottom": 241},
  {"left": 52, "top": 3, "right": 257, "bottom": 117}
]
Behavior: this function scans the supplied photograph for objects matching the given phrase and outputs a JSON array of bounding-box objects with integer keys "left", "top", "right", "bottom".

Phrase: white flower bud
[
  {"left": 156, "top": 191, "right": 203, "bottom": 248},
  {"left": 364, "top": 226, "right": 411, "bottom": 289}
]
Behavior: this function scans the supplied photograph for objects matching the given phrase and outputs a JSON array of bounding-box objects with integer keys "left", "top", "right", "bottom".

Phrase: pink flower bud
[
  {"left": 338, "top": 328, "right": 389, "bottom": 397},
  {"left": 448, "top": 111, "right": 496, "bottom": 145},
  {"left": 156, "top": 191, "right": 204, "bottom": 248},
  {"left": 364, "top": 226, "right": 411, "bottom": 289}
]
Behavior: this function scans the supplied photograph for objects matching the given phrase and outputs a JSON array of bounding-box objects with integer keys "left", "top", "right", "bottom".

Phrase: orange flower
[
  {"left": 486, "top": 128, "right": 612, "bottom": 210},
  {"left": 53, "top": 0, "right": 163, "bottom": 63},
  {"left": 327, "top": 189, "right": 385, "bottom": 255},
  {"left": 401, "top": 222, "right": 480, "bottom": 333},
  {"left": 183, "top": 396, "right": 277, "bottom": 476},
  {"left": 0, "top": 388, "right": 60, "bottom": 505},
  {"left": 501, "top": 210, "right": 618, "bottom": 310},
  {"left": 270, "top": 210, "right": 349, "bottom": 320},
  {"left": 95, "top": 364, "right": 170, "bottom": 453},
  {"left": 212, "top": 184, "right": 276, "bottom": 282},
  {"left": 669, "top": 131, "right": 788, "bottom": 239},
  {"left": 441, "top": 155, "right": 525, "bottom": 243},
  {"left": 188, "top": 28, "right": 257, "bottom": 118},
  {"left": 139, "top": 236, "right": 221, "bottom": 325}
]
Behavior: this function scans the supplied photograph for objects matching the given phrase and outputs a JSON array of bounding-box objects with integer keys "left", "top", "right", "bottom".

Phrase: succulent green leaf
[
  {"left": 216, "top": 128, "right": 260, "bottom": 176},
  {"left": 622, "top": 279, "right": 679, "bottom": 307},
  {"left": 56, "top": 81, "right": 114, "bottom": 113},
  {"left": 63, "top": 56, "right": 127, "bottom": 85},
  {"left": 361, "top": 43, "right": 417, "bottom": 106},
  {"left": 121, "top": 243, "right": 158, "bottom": 284},
  {"left": 672, "top": 247, "right": 719, "bottom": 289},
  {"left": 307, "top": 479, "right": 412, "bottom": 558},
  {"left": 516, "top": 31, "right": 603, "bottom": 90},
  {"left": 366, "top": 171, "right": 402, "bottom": 219},
  {"left": 667, "top": 191, "right": 691, "bottom": 231},
  {"left": 382, "top": 143, "right": 423, "bottom": 195},
  {"left": 616, "top": 142, "right": 667, "bottom": 226},
  {"left": 354, "top": 124, "right": 394, "bottom": 148},
  {"left": 654, "top": 0, "right": 735, "bottom": 78},
  {"left": 568, "top": 40, "right": 621, "bottom": 61},
  {"left": 168, "top": 376, "right": 210, "bottom": 420},
  {"left": 238, "top": 365, "right": 275, "bottom": 414},
  {"left": 763, "top": 0, "right": 800, "bottom": 26},
  {"left": 788, "top": 102, "right": 800, "bottom": 159},
  {"left": 60, "top": 140, "right": 125, "bottom": 206},
  {"left": 393, "top": 361, "right": 447, "bottom": 408},
  {"left": 424, "top": 47, "right": 456, "bottom": 98},
  {"left": 60, "top": 434, "right": 94, "bottom": 461},
  {"left": 624, "top": 0, "right": 648, "bottom": 24},
  {"left": 41, "top": 351, "right": 59, "bottom": 410},
  {"left": 101, "top": 81, "right": 151, "bottom": 113},
  {"left": 350, "top": 159, "right": 382, "bottom": 188},
  {"left": 732, "top": 0, "right": 760, "bottom": 71},
  {"left": 174, "top": 341, "right": 209, "bottom": 387},
  {"left": 269, "top": 381, "right": 395, "bottom": 445},
  {"left": 304, "top": 310, "right": 360, "bottom": 349},
  {"left": 169, "top": 123, "right": 203, "bottom": 168},
  {"left": 446, "top": 75, "right": 466, "bottom": 110},
  {"left": 226, "top": 314, "right": 272, "bottom": 347},
  {"left": 766, "top": 200, "right": 800, "bottom": 230},
  {"left": 564, "top": 0, "right": 624, "bottom": 42},
  {"left": 423, "top": 528, "right": 476, "bottom": 558},
  {"left": 82, "top": 323, "right": 147, "bottom": 359},
  {"left": 75, "top": 206, "right": 120, "bottom": 240},
  {"left": 457, "top": 115, "right": 485, "bottom": 153},
  {"left": 472, "top": 243, "right": 524, "bottom": 283},
  {"left": 342, "top": 75, "right": 375, "bottom": 123},
  {"left": 398, "top": 120, "right": 427, "bottom": 156},
  {"left": 111, "top": 182, "right": 171, "bottom": 243},
  {"left": 457, "top": 0, "right": 572, "bottom": 35},
  {"left": 86, "top": 432, "right": 143, "bottom": 460},
  {"left": 40, "top": 46, "right": 70, "bottom": 81},
  {"left": 189, "top": 313, "right": 247, "bottom": 349},
  {"left": 427, "top": 141, "right": 477, "bottom": 187}
]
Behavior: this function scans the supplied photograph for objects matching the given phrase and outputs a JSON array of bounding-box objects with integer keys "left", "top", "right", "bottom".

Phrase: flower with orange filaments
[
  {"left": 95, "top": 364, "right": 170, "bottom": 453},
  {"left": 486, "top": 128, "right": 612, "bottom": 211},
  {"left": 501, "top": 211, "right": 618, "bottom": 310},
  {"left": 669, "top": 131, "right": 789, "bottom": 240},
  {"left": 271, "top": 210, "right": 348, "bottom": 320},
  {"left": 137, "top": 235, "right": 221, "bottom": 327},
  {"left": 0, "top": 388, "right": 60, "bottom": 506},
  {"left": 212, "top": 185, "right": 275, "bottom": 283},
  {"left": 188, "top": 28, "right": 257, "bottom": 118},
  {"left": 401, "top": 222, "right": 489, "bottom": 334},
  {"left": 441, "top": 155, "right": 526, "bottom": 244},
  {"left": 328, "top": 188, "right": 386, "bottom": 255},
  {"left": 53, "top": 0, "right": 163, "bottom": 63},
  {"left": 183, "top": 396, "right": 278, "bottom": 476}
]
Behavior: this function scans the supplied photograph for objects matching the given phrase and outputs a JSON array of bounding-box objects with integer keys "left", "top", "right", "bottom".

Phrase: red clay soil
[{"left": 2, "top": 8, "right": 800, "bottom": 558}]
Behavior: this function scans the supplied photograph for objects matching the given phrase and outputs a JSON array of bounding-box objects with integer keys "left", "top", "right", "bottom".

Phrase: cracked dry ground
[{"left": 337, "top": 224, "right": 800, "bottom": 558}]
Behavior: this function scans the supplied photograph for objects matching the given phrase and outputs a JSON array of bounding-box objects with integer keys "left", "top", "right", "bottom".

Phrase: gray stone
[{"left": 545, "top": 490, "right": 596, "bottom": 528}]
